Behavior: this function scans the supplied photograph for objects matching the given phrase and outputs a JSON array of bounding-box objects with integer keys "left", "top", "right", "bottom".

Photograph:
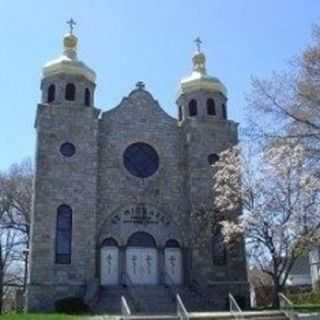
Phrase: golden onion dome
[
  {"left": 180, "top": 39, "right": 227, "bottom": 97},
  {"left": 42, "top": 32, "right": 96, "bottom": 83}
]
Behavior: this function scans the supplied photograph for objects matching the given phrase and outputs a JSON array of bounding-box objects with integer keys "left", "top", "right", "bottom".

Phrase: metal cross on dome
[
  {"left": 136, "top": 81, "right": 145, "bottom": 90},
  {"left": 66, "top": 18, "right": 77, "bottom": 34},
  {"left": 194, "top": 37, "right": 202, "bottom": 52}
]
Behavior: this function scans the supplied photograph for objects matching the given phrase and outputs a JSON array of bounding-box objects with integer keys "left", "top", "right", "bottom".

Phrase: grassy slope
[{"left": 0, "top": 314, "right": 86, "bottom": 320}]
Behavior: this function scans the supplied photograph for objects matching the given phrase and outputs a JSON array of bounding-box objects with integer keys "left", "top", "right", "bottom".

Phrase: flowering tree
[
  {"left": 246, "top": 24, "right": 320, "bottom": 168},
  {"left": 213, "top": 142, "right": 320, "bottom": 308}
]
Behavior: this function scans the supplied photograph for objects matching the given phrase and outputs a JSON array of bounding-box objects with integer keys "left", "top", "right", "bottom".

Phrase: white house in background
[
  {"left": 310, "top": 248, "right": 320, "bottom": 289},
  {"left": 285, "top": 256, "right": 312, "bottom": 288}
]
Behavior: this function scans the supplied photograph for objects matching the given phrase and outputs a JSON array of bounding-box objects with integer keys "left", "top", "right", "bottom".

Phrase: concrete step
[
  {"left": 117, "top": 311, "right": 289, "bottom": 320},
  {"left": 95, "top": 286, "right": 177, "bottom": 314},
  {"left": 188, "top": 311, "right": 288, "bottom": 320}
]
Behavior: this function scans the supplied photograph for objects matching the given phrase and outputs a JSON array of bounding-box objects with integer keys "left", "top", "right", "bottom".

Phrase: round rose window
[
  {"left": 60, "top": 142, "right": 76, "bottom": 157},
  {"left": 123, "top": 143, "right": 159, "bottom": 178}
]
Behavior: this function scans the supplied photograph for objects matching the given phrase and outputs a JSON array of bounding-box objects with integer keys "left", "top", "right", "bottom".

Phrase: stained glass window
[
  {"left": 212, "top": 226, "right": 226, "bottom": 266},
  {"left": 55, "top": 205, "right": 72, "bottom": 264},
  {"left": 60, "top": 143, "right": 76, "bottom": 157},
  {"left": 123, "top": 143, "right": 159, "bottom": 178}
]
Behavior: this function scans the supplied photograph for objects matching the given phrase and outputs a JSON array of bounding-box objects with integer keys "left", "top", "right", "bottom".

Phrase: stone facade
[{"left": 26, "top": 32, "right": 249, "bottom": 313}]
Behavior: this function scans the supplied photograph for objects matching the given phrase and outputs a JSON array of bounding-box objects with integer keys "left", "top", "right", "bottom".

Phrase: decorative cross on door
[
  {"left": 132, "top": 255, "right": 137, "bottom": 274},
  {"left": 107, "top": 254, "right": 112, "bottom": 274},
  {"left": 169, "top": 255, "right": 176, "bottom": 274},
  {"left": 146, "top": 255, "right": 152, "bottom": 274}
]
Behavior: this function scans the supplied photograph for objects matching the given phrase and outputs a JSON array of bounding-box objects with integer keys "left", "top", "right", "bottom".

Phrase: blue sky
[{"left": 0, "top": 0, "right": 319, "bottom": 170}]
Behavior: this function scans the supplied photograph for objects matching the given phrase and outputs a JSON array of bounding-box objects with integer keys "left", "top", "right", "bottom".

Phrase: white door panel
[
  {"left": 165, "top": 248, "right": 182, "bottom": 285},
  {"left": 101, "top": 247, "right": 119, "bottom": 285},
  {"left": 126, "top": 248, "right": 158, "bottom": 284}
]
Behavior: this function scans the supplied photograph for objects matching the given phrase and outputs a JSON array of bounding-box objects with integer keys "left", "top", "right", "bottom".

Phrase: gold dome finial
[
  {"left": 192, "top": 37, "right": 206, "bottom": 74},
  {"left": 63, "top": 19, "right": 78, "bottom": 60},
  {"left": 42, "top": 19, "right": 96, "bottom": 83},
  {"left": 179, "top": 38, "right": 227, "bottom": 97}
]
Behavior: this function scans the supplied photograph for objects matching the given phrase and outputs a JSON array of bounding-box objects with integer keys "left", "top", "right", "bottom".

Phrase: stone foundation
[{"left": 26, "top": 284, "right": 85, "bottom": 312}]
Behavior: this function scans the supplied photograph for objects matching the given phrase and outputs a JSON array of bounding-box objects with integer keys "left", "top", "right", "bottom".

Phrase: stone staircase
[
  {"left": 94, "top": 285, "right": 177, "bottom": 314},
  {"left": 93, "top": 286, "right": 289, "bottom": 320}
]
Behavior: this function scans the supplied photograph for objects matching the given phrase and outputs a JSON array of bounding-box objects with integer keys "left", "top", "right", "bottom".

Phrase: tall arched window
[
  {"left": 207, "top": 98, "right": 216, "bottom": 115},
  {"left": 212, "top": 225, "right": 226, "bottom": 266},
  {"left": 84, "top": 88, "right": 91, "bottom": 106},
  {"left": 47, "top": 84, "right": 55, "bottom": 103},
  {"left": 189, "top": 99, "right": 198, "bottom": 117},
  {"left": 222, "top": 103, "right": 227, "bottom": 119},
  {"left": 65, "top": 83, "right": 76, "bottom": 101},
  {"left": 55, "top": 205, "right": 72, "bottom": 264}
]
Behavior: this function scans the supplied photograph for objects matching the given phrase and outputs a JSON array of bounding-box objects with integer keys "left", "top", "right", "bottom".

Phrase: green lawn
[
  {"left": 0, "top": 315, "right": 81, "bottom": 320},
  {"left": 0, "top": 314, "right": 118, "bottom": 320}
]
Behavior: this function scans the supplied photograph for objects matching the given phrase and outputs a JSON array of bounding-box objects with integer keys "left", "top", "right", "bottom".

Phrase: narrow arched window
[
  {"left": 212, "top": 226, "right": 226, "bottom": 266},
  {"left": 222, "top": 103, "right": 227, "bottom": 119},
  {"left": 47, "top": 84, "right": 55, "bottom": 103},
  {"left": 207, "top": 98, "right": 216, "bottom": 115},
  {"left": 84, "top": 88, "right": 91, "bottom": 106},
  {"left": 178, "top": 106, "right": 183, "bottom": 121},
  {"left": 189, "top": 99, "right": 197, "bottom": 117},
  {"left": 55, "top": 205, "right": 72, "bottom": 264},
  {"left": 208, "top": 153, "right": 219, "bottom": 165},
  {"left": 65, "top": 83, "right": 76, "bottom": 101}
]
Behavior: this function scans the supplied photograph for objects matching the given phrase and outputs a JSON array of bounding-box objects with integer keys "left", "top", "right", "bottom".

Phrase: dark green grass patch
[{"left": 0, "top": 314, "right": 84, "bottom": 320}]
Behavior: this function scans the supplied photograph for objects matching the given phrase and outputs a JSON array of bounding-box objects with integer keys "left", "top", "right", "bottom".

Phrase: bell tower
[
  {"left": 27, "top": 21, "right": 100, "bottom": 311},
  {"left": 177, "top": 39, "right": 238, "bottom": 206},
  {"left": 177, "top": 39, "right": 248, "bottom": 294},
  {"left": 177, "top": 38, "right": 229, "bottom": 124}
]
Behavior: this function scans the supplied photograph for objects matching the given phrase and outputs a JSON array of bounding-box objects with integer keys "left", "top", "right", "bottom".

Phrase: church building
[{"left": 26, "top": 25, "right": 249, "bottom": 313}]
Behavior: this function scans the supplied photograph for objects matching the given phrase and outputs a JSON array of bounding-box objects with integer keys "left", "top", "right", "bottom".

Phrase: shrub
[{"left": 54, "top": 297, "right": 91, "bottom": 314}]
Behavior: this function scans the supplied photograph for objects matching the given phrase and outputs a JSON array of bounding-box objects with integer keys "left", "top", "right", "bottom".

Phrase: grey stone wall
[
  {"left": 27, "top": 99, "right": 100, "bottom": 311},
  {"left": 97, "top": 89, "right": 190, "bottom": 246},
  {"left": 27, "top": 83, "right": 249, "bottom": 312}
]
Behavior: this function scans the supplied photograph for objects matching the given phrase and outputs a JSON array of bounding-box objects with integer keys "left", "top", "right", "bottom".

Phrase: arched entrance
[
  {"left": 164, "top": 239, "right": 183, "bottom": 285},
  {"left": 126, "top": 232, "right": 158, "bottom": 285},
  {"left": 100, "top": 238, "right": 119, "bottom": 285}
]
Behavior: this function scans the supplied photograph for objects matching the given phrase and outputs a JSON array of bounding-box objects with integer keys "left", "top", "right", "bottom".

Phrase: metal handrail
[
  {"left": 229, "top": 293, "right": 244, "bottom": 320},
  {"left": 279, "top": 293, "right": 296, "bottom": 320},
  {"left": 163, "top": 271, "right": 178, "bottom": 300},
  {"left": 121, "top": 272, "right": 140, "bottom": 312},
  {"left": 121, "top": 296, "right": 131, "bottom": 320},
  {"left": 177, "top": 293, "right": 189, "bottom": 320}
]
